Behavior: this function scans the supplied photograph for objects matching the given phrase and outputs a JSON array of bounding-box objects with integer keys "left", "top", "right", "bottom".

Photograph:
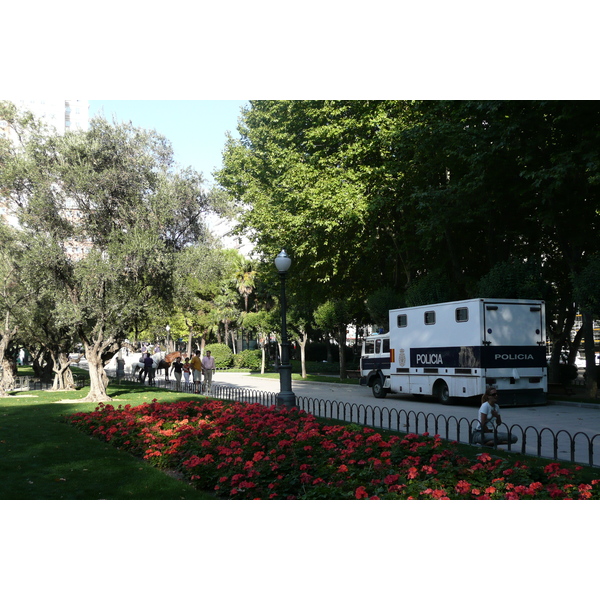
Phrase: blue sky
[{"left": 88, "top": 100, "right": 247, "bottom": 186}]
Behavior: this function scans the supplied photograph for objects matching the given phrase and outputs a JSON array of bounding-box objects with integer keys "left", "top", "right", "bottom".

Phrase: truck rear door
[
  {"left": 483, "top": 301, "right": 544, "bottom": 346},
  {"left": 482, "top": 301, "right": 546, "bottom": 368}
]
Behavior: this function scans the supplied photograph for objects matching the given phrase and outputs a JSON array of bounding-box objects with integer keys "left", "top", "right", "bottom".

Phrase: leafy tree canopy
[{"left": 1, "top": 107, "right": 217, "bottom": 399}]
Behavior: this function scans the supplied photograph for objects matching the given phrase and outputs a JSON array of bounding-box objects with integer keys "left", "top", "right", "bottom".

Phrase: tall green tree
[
  {"left": 313, "top": 299, "right": 354, "bottom": 379},
  {"left": 217, "top": 101, "right": 402, "bottom": 299},
  {"left": 574, "top": 253, "right": 600, "bottom": 396},
  {"left": 217, "top": 100, "right": 600, "bottom": 370},
  {"left": 1, "top": 111, "right": 213, "bottom": 401}
]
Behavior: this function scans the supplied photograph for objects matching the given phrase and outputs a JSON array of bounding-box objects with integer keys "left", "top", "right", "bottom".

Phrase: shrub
[
  {"left": 557, "top": 363, "right": 578, "bottom": 384},
  {"left": 305, "top": 342, "right": 357, "bottom": 363},
  {"left": 204, "top": 343, "right": 233, "bottom": 369},
  {"left": 233, "top": 349, "right": 262, "bottom": 370}
]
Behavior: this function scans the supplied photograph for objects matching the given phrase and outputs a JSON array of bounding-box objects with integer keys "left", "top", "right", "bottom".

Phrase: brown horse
[{"left": 158, "top": 351, "right": 188, "bottom": 380}]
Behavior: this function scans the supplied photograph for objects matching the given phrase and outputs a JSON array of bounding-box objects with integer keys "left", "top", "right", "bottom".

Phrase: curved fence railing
[{"left": 103, "top": 374, "right": 600, "bottom": 467}]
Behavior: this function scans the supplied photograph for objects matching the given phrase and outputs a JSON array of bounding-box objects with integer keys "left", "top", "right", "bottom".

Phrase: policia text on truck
[{"left": 359, "top": 298, "right": 547, "bottom": 406}]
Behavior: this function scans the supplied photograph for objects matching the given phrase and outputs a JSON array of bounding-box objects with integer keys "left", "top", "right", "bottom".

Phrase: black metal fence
[
  {"left": 9, "top": 375, "right": 89, "bottom": 392},
  {"left": 10, "top": 370, "right": 593, "bottom": 467},
  {"left": 109, "top": 373, "right": 600, "bottom": 468},
  {"left": 7, "top": 368, "right": 597, "bottom": 466}
]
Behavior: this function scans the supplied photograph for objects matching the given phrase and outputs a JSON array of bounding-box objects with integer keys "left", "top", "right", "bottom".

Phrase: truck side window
[
  {"left": 397, "top": 314, "right": 407, "bottom": 327},
  {"left": 456, "top": 308, "right": 468, "bottom": 322},
  {"left": 424, "top": 311, "right": 436, "bottom": 325},
  {"left": 383, "top": 339, "right": 390, "bottom": 353}
]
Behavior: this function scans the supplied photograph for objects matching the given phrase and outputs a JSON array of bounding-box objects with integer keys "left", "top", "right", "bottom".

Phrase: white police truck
[{"left": 360, "top": 298, "right": 547, "bottom": 406}]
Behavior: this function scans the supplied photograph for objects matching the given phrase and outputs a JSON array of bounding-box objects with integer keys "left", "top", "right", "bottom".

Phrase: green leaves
[{"left": 0, "top": 108, "right": 221, "bottom": 399}]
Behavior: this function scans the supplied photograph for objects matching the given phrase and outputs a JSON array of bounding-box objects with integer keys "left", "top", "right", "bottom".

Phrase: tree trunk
[
  {"left": 326, "top": 338, "right": 333, "bottom": 363},
  {"left": 549, "top": 306, "right": 578, "bottom": 384},
  {"left": 261, "top": 343, "right": 267, "bottom": 374},
  {"left": 0, "top": 315, "right": 18, "bottom": 396},
  {"left": 582, "top": 311, "right": 598, "bottom": 399},
  {"left": 297, "top": 331, "right": 308, "bottom": 379},
  {"left": 0, "top": 357, "right": 16, "bottom": 396},
  {"left": 32, "top": 350, "right": 54, "bottom": 381},
  {"left": 52, "top": 352, "right": 76, "bottom": 391},
  {"left": 82, "top": 340, "right": 112, "bottom": 402},
  {"left": 187, "top": 326, "right": 193, "bottom": 357},
  {"left": 338, "top": 327, "right": 348, "bottom": 380}
]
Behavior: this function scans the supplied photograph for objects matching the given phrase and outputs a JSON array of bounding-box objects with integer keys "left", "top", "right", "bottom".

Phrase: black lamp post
[{"left": 275, "top": 249, "right": 296, "bottom": 408}]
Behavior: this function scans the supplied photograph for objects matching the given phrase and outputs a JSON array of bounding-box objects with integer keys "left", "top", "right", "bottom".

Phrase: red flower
[
  {"left": 355, "top": 486, "right": 369, "bottom": 499},
  {"left": 388, "top": 484, "right": 406, "bottom": 493},
  {"left": 430, "top": 489, "right": 448, "bottom": 499},
  {"left": 455, "top": 480, "right": 471, "bottom": 495}
]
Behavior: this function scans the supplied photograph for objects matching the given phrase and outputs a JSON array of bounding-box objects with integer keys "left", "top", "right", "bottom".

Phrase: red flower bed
[{"left": 67, "top": 399, "right": 600, "bottom": 500}]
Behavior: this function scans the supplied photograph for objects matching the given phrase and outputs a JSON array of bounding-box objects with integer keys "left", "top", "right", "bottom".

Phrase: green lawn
[{"left": 0, "top": 383, "right": 213, "bottom": 500}]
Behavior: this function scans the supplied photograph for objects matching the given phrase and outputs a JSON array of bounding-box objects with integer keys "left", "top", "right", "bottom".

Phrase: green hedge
[
  {"left": 204, "top": 343, "right": 233, "bottom": 369},
  {"left": 304, "top": 342, "right": 357, "bottom": 363},
  {"left": 233, "top": 349, "right": 262, "bottom": 370},
  {"left": 290, "top": 359, "right": 360, "bottom": 374}
]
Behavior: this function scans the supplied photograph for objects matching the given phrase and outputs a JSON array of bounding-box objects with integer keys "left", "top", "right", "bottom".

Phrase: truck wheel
[
  {"left": 434, "top": 380, "right": 453, "bottom": 405},
  {"left": 372, "top": 376, "right": 387, "bottom": 398}
]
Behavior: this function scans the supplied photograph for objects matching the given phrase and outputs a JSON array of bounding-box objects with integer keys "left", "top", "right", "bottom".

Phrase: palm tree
[
  {"left": 234, "top": 256, "right": 256, "bottom": 313},
  {"left": 233, "top": 255, "right": 256, "bottom": 350}
]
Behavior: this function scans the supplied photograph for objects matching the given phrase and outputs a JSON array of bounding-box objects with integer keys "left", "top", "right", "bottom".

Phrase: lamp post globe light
[{"left": 274, "top": 250, "right": 296, "bottom": 408}]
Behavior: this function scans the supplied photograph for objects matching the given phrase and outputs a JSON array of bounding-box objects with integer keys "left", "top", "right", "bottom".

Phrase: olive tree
[{"left": 2, "top": 112, "right": 213, "bottom": 401}]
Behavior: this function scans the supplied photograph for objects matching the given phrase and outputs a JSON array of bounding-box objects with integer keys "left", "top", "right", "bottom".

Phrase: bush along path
[{"left": 67, "top": 398, "right": 600, "bottom": 500}]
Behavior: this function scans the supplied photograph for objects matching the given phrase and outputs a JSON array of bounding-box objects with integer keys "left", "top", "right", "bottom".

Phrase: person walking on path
[
  {"left": 190, "top": 350, "right": 203, "bottom": 393},
  {"left": 472, "top": 386, "right": 518, "bottom": 446},
  {"left": 202, "top": 350, "right": 216, "bottom": 394},
  {"left": 143, "top": 352, "right": 155, "bottom": 386},
  {"left": 170, "top": 355, "right": 183, "bottom": 391},
  {"left": 182, "top": 357, "right": 191, "bottom": 388}
]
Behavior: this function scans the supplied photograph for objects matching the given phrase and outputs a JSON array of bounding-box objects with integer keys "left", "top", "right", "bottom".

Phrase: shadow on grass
[{"left": 0, "top": 389, "right": 213, "bottom": 500}]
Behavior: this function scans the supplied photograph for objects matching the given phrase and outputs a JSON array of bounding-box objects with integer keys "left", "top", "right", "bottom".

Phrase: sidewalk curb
[{"left": 547, "top": 400, "right": 600, "bottom": 410}]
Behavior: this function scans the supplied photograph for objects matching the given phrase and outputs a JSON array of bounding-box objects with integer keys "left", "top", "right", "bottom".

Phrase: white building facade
[
  {"left": 12, "top": 99, "right": 89, "bottom": 134},
  {"left": 1, "top": 100, "right": 90, "bottom": 258}
]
